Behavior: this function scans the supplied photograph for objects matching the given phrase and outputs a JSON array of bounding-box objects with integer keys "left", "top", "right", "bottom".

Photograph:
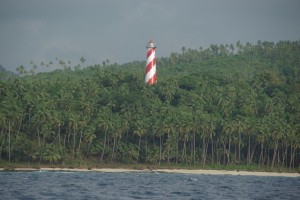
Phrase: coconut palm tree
[{"left": 232, "top": 116, "right": 246, "bottom": 165}]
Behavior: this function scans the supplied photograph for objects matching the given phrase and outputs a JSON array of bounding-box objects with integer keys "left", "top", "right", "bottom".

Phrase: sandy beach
[
  {"left": 154, "top": 169, "right": 300, "bottom": 177},
  {"left": 0, "top": 167, "right": 299, "bottom": 177}
]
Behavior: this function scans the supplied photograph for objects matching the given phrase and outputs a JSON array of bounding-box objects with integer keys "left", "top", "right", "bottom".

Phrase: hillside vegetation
[{"left": 0, "top": 40, "right": 299, "bottom": 170}]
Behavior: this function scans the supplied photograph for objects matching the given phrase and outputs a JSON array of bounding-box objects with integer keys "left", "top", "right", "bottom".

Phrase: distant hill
[
  {"left": 0, "top": 40, "right": 299, "bottom": 169},
  {"left": 0, "top": 65, "right": 6, "bottom": 72},
  {"left": 0, "top": 65, "right": 16, "bottom": 78}
]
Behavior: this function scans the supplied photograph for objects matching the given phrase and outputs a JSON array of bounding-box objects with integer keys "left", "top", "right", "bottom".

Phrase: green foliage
[
  {"left": 43, "top": 144, "right": 62, "bottom": 165},
  {"left": 0, "top": 40, "right": 299, "bottom": 171}
]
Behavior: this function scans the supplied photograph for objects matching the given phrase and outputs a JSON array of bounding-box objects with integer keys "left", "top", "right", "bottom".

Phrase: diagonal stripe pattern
[{"left": 145, "top": 40, "right": 156, "bottom": 85}]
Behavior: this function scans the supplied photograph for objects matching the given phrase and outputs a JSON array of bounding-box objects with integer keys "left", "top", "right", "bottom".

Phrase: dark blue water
[{"left": 0, "top": 171, "right": 299, "bottom": 200}]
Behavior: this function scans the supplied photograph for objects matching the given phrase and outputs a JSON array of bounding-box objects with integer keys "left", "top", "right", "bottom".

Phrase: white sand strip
[
  {"left": 153, "top": 169, "right": 300, "bottom": 177},
  {"left": 0, "top": 168, "right": 299, "bottom": 177}
]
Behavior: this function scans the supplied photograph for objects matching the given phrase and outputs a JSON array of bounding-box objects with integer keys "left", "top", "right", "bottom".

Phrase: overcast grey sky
[{"left": 0, "top": 0, "right": 299, "bottom": 72}]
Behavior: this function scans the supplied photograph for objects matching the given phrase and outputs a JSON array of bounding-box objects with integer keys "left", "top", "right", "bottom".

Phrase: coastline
[{"left": 0, "top": 167, "right": 299, "bottom": 177}]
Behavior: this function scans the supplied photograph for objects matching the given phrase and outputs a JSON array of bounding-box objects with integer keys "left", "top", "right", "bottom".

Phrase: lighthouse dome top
[{"left": 146, "top": 40, "right": 156, "bottom": 48}]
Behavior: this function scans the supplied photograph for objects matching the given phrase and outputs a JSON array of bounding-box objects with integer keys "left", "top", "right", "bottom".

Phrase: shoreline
[{"left": 0, "top": 167, "right": 299, "bottom": 177}]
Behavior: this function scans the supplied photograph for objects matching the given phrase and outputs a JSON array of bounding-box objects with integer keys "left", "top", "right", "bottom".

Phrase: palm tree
[
  {"left": 133, "top": 119, "right": 146, "bottom": 157},
  {"left": 0, "top": 113, "right": 6, "bottom": 160},
  {"left": 236, "top": 41, "right": 243, "bottom": 54},
  {"left": 162, "top": 117, "right": 175, "bottom": 163},
  {"left": 153, "top": 117, "right": 164, "bottom": 165},
  {"left": 110, "top": 115, "right": 124, "bottom": 162},
  {"left": 244, "top": 118, "right": 257, "bottom": 165},
  {"left": 84, "top": 128, "right": 96, "bottom": 153},
  {"left": 270, "top": 119, "right": 285, "bottom": 169},
  {"left": 233, "top": 116, "right": 246, "bottom": 165},
  {"left": 1, "top": 93, "right": 23, "bottom": 163},
  {"left": 229, "top": 44, "right": 235, "bottom": 55},
  {"left": 210, "top": 44, "right": 219, "bottom": 57},
  {"left": 288, "top": 127, "right": 299, "bottom": 169},
  {"left": 257, "top": 120, "right": 269, "bottom": 166},
  {"left": 16, "top": 65, "right": 26, "bottom": 76},
  {"left": 67, "top": 112, "right": 79, "bottom": 159},
  {"left": 77, "top": 117, "right": 88, "bottom": 157},
  {"left": 196, "top": 111, "right": 216, "bottom": 166},
  {"left": 96, "top": 107, "right": 112, "bottom": 162},
  {"left": 52, "top": 111, "right": 64, "bottom": 152},
  {"left": 43, "top": 144, "right": 62, "bottom": 166},
  {"left": 222, "top": 120, "right": 234, "bottom": 165}
]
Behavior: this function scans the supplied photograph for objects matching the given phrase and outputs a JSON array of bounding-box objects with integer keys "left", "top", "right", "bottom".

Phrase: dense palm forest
[{"left": 0, "top": 40, "right": 299, "bottom": 170}]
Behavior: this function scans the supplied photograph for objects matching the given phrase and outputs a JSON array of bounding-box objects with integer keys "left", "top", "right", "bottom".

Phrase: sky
[{"left": 0, "top": 0, "right": 300, "bottom": 72}]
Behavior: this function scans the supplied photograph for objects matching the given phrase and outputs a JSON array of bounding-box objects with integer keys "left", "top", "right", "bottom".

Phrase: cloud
[
  {"left": 41, "top": 37, "right": 81, "bottom": 57},
  {"left": 22, "top": 19, "right": 43, "bottom": 35},
  {"left": 0, "top": 0, "right": 300, "bottom": 72}
]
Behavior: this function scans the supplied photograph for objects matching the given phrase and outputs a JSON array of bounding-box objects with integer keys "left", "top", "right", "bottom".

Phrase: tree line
[{"left": 0, "top": 40, "right": 299, "bottom": 170}]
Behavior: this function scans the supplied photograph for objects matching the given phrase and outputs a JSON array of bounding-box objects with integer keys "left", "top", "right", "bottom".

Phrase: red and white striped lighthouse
[{"left": 145, "top": 40, "right": 157, "bottom": 85}]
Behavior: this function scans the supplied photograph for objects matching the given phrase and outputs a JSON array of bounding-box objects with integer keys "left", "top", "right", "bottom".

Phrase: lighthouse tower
[{"left": 145, "top": 40, "right": 157, "bottom": 85}]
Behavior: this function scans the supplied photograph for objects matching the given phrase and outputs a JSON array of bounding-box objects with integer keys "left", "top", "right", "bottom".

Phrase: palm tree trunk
[
  {"left": 289, "top": 146, "right": 293, "bottom": 169},
  {"left": 63, "top": 132, "right": 67, "bottom": 150},
  {"left": 167, "top": 133, "right": 170, "bottom": 163},
  {"left": 37, "top": 128, "right": 42, "bottom": 164},
  {"left": 101, "top": 131, "right": 107, "bottom": 162},
  {"left": 145, "top": 136, "right": 148, "bottom": 163},
  {"left": 289, "top": 146, "right": 296, "bottom": 169},
  {"left": 78, "top": 130, "right": 83, "bottom": 155},
  {"left": 125, "top": 131, "right": 128, "bottom": 145},
  {"left": 222, "top": 141, "right": 226, "bottom": 165},
  {"left": 216, "top": 142, "right": 220, "bottom": 164},
  {"left": 152, "top": 134, "right": 155, "bottom": 149},
  {"left": 111, "top": 137, "right": 116, "bottom": 162},
  {"left": 280, "top": 144, "right": 288, "bottom": 170},
  {"left": 0, "top": 130, "right": 5, "bottom": 160},
  {"left": 247, "top": 134, "right": 251, "bottom": 165},
  {"left": 193, "top": 132, "right": 196, "bottom": 165},
  {"left": 271, "top": 140, "right": 279, "bottom": 169},
  {"left": 277, "top": 147, "right": 280, "bottom": 167},
  {"left": 58, "top": 125, "right": 61, "bottom": 152},
  {"left": 227, "top": 137, "right": 231, "bottom": 165},
  {"left": 138, "top": 135, "right": 141, "bottom": 154},
  {"left": 267, "top": 148, "right": 270, "bottom": 167},
  {"left": 238, "top": 132, "right": 241, "bottom": 165},
  {"left": 176, "top": 132, "right": 178, "bottom": 164},
  {"left": 159, "top": 135, "right": 162, "bottom": 165},
  {"left": 16, "top": 119, "right": 22, "bottom": 139},
  {"left": 67, "top": 126, "right": 71, "bottom": 146},
  {"left": 211, "top": 135, "right": 214, "bottom": 165},
  {"left": 183, "top": 137, "right": 187, "bottom": 163},
  {"left": 8, "top": 121, "right": 11, "bottom": 164},
  {"left": 259, "top": 143, "right": 264, "bottom": 166},
  {"left": 249, "top": 144, "right": 257, "bottom": 165},
  {"left": 72, "top": 127, "right": 76, "bottom": 159},
  {"left": 202, "top": 137, "right": 206, "bottom": 166},
  {"left": 234, "top": 145, "right": 237, "bottom": 163}
]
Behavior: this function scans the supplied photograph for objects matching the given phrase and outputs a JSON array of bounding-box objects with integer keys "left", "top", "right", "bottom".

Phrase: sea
[{"left": 0, "top": 171, "right": 299, "bottom": 200}]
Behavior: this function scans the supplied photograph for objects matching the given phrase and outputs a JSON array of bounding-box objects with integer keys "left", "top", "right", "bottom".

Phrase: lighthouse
[{"left": 145, "top": 40, "right": 157, "bottom": 85}]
